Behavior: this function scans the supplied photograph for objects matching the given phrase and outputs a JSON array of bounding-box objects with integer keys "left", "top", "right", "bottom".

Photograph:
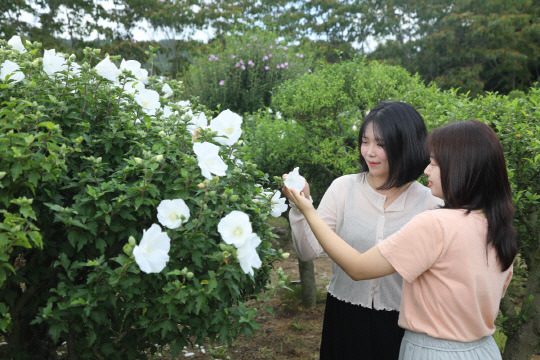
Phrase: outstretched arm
[{"left": 283, "top": 187, "right": 396, "bottom": 280}]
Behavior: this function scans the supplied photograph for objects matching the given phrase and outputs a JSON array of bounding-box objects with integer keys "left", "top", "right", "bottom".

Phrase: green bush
[
  {"left": 185, "top": 29, "right": 315, "bottom": 114},
  {"left": 246, "top": 57, "right": 539, "bottom": 356},
  {"left": 0, "top": 37, "right": 288, "bottom": 359}
]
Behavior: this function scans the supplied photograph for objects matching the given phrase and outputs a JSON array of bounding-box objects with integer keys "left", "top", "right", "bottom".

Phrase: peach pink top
[{"left": 378, "top": 209, "right": 513, "bottom": 342}]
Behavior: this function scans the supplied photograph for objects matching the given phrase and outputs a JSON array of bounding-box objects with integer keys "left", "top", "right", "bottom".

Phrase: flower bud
[
  {"left": 154, "top": 154, "right": 164, "bottom": 162},
  {"left": 128, "top": 236, "right": 136, "bottom": 245},
  {"left": 222, "top": 251, "right": 231, "bottom": 258},
  {"left": 134, "top": 157, "right": 143, "bottom": 165},
  {"left": 208, "top": 190, "right": 217, "bottom": 197},
  {"left": 277, "top": 280, "right": 285, "bottom": 287},
  {"left": 123, "top": 243, "right": 134, "bottom": 256},
  {"left": 229, "top": 195, "right": 239, "bottom": 202},
  {"left": 159, "top": 130, "right": 166, "bottom": 137},
  {"left": 180, "top": 267, "right": 188, "bottom": 275},
  {"left": 281, "top": 252, "right": 290, "bottom": 259},
  {"left": 186, "top": 271, "right": 194, "bottom": 279},
  {"left": 197, "top": 182, "right": 206, "bottom": 189}
]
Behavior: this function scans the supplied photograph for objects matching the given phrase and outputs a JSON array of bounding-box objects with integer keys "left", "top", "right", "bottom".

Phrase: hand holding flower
[{"left": 283, "top": 187, "right": 316, "bottom": 216}]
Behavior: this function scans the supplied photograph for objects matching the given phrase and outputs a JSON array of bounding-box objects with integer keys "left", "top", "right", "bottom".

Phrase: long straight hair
[{"left": 426, "top": 120, "right": 517, "bottom": 271}]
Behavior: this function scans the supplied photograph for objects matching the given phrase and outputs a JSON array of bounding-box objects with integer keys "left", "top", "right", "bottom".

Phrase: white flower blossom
[
  {"left": 43, "top": 49, "right": 67, "bottom": 78},
  {"left": 68, "top": 61, "right": 81, "bottom": 78},
  {"left": 8, "top": 35, "right": 27, "bottom": 53},
  {"left": 124, "top": 80, "right": 145, "bottom": 96},
  {"left": 0, "top": 60, "right": 24, "bottom": 83},
  {"left": 270, "top": 191, "right": 288, "bottom": 217},
  {"left": 157, "top": 199, "right": 191, "bottom": 229},
  {"left": 187, "top": 112, "right": 208, "bottom": 134},
  {"left": 135, "top": 88, "right": 161, "bottom": 115},
  {"left": 236, "top": 233, "right": 262, "bottom": 276},
  {"left": 284, "top": 167, "right": 305, "bottom": 193},
  {"left": 162, "top": 83, "right": 173, "bottom": 98},
  {"left": 120, "top": 59, "right": 148, "bottom": 83},
  {"left": 217, "top": 210, "right": 252, "bottom": 248},
  {"left": 162, "top": 105, "right": 177, "bottom": 119},
  {"left": 209, "top": 109, "right": 243, "bottom": 146},
  {"left": 133, "top": 224, "right": 171, "bottom": 274},
  {"left": 177, "top": 100, "right": 191, "bottom": 108},
  {"left": 95, "top": 55, "right": 121, "bottom": 83},
  {"left": 193, "top": 142, "right": 227, "bottom": 180}
]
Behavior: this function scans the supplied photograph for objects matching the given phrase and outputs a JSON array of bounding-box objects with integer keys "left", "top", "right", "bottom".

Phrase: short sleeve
[{"left": 377, "top": 211, "right": 445, "bottom": 283}]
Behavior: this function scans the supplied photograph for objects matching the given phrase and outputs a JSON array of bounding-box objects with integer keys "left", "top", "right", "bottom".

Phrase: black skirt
[{"left": 320, "top": 293, "right": 404, "bottom": 360}]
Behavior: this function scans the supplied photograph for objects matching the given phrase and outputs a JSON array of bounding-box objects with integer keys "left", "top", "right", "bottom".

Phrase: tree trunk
[{"left": 298, "top": 259, "right": 317, "bottom": 308}]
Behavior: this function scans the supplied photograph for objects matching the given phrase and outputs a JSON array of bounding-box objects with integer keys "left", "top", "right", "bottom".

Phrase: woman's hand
[
  {"left": 282, "top": 173, "right": 311, "bottom": 200},
  {"left": 282, "top": 187, "right": 316, "bottom": 215}
]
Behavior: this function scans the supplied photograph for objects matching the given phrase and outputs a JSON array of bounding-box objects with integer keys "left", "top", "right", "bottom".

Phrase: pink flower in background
[
  {"left": 283, "top": 46, "right": 288, "bottom": 50},
  {"left": 263, "top": 55, "right": 268, "bottom": 61},
  {"left": 308, "top": 69, "right": 312, "bottom": 73},
  {"left": 248, "top": 61, "right": 254, "bottom": 66},
  {"left": 284, "top": 62, "right": 288, "bottom": 67},
  {"left": 208, "top": 54, "right": 219, "bottom": 61},
  {"left": 231, "top": 55, "right": 236, "bottom": 59},
  {"left": 265, "top": 66, "right": 269, "bottom": 71},
  {"left": 240, "top": 59, "right": 244, "bottom": 65},
  {"left": 219, "top": 80, "right": 225, "bottom": 86},
  {"left": 270, "top": 45, "right": 273, "bottom": 49},
  {"left": 268, "top": 54, "right": 272, "bottom": 58},
  {"left": 276, "top": 65, "right": 280, "bottom": 69},
  {"left": 235, "top": 62, "right": 240, "bottom": 67},
  {"left": 241, "top": 65, "right": 246, "bottom": 70}
]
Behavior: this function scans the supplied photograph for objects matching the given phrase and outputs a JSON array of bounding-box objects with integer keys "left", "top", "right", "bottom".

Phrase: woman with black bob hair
[
  {"left": 285, "top": 119, "right": 517, "bottom": 359},
  {"left": 284, "top": 101, "right": 443, "bottom": 359}
]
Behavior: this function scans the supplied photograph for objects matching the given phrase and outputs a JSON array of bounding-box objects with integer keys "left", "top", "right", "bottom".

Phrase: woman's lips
[{"left": 368, "top": 162, "right": 379, "bottom": 167}]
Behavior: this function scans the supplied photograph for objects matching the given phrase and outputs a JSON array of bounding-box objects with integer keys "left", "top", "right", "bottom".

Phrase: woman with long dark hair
[
  {"left": 284, "top": 101, "right": 443, "bottom": 359},
  {"left": 285, "top": 119, "right": 517, "bottom": 359}
]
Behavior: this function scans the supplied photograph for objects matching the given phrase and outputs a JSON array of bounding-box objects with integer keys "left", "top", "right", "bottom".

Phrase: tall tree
[{"left": 370, "top": 0, "right": 540, "bottom": 95}]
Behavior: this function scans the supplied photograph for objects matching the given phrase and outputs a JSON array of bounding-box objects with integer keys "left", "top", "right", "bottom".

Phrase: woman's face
[
  {"left": 360, "top": 122, "right": 389, "bottom": 182},
  {"left": 424, "top": 157, "right": 443, "bottom": 199}
]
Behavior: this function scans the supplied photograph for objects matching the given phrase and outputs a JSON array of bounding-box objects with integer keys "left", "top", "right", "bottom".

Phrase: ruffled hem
[{"left": 326, "top": 287, "right": 400, "bottom": 312}]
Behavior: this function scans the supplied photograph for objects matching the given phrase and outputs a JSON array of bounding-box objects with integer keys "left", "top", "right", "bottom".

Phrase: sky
[{"left": 19, "top": 0, "right": 214, "bottom": 43}]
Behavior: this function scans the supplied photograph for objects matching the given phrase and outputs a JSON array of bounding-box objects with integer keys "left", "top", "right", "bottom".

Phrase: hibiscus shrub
[
  {"left": 186, "top": 29, "right": 315, "bottom": 114},
  {"left": 0, "top": 37, "right": 288, "bottom": 359}
]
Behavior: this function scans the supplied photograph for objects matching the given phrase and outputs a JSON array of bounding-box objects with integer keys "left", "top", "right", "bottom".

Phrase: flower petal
[{"left": 217, "top": 211, "right": 252, "bottom": 247}]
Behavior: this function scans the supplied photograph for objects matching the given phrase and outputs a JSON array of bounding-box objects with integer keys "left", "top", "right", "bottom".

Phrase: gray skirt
[{"left": 399, "top": 330, "right": 502, "bottom": 360}]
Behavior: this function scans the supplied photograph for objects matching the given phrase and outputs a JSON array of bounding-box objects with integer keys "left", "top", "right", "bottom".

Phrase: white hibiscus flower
[
  {"left": 193, "top": 142, "right": 227, "bottom": 180},
  {"left": 157, "top": 199, "right": 191, "bottom": 230},
  {"left": 133, "top": 224, "right": 171, "bottom": 274},
  {"left": 209, "top": 109, "right": 243, "bottom": 146}
]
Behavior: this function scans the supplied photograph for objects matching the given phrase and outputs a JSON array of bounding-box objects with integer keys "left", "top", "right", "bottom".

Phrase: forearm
[{"left": 301, "top": 208, "right": 393, "bottom": 280}]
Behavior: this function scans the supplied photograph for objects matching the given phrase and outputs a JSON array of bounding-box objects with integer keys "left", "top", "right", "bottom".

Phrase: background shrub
[
  {"left": 185, "top": 29, "right": 315, "bottom": 114},
  {"left": 245, "top": 57, "right": 539, "bottom": 356}
]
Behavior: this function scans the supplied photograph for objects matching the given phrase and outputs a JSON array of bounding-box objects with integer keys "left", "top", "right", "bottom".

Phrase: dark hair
[
  {"left": 358, "top": 101, "right": 429, "bottom": 190},
  {"left": 426, "top": 120, "right": 517, "bottom": 271}
]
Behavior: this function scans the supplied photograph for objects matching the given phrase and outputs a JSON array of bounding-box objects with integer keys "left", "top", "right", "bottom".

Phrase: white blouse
[{"left": 289, "top": 173, "right": 443, "bottom": 311}]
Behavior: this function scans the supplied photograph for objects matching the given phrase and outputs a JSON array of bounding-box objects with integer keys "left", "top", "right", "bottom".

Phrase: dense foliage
[
  {"left": 185, "top": 30, "right": 315, "bottom": 114},
  {"left": 0, "top": 37, "right": 288, "bottom": 359},
  {"left": 245, "top": 58, "right": 539, "bottom": 359}
]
